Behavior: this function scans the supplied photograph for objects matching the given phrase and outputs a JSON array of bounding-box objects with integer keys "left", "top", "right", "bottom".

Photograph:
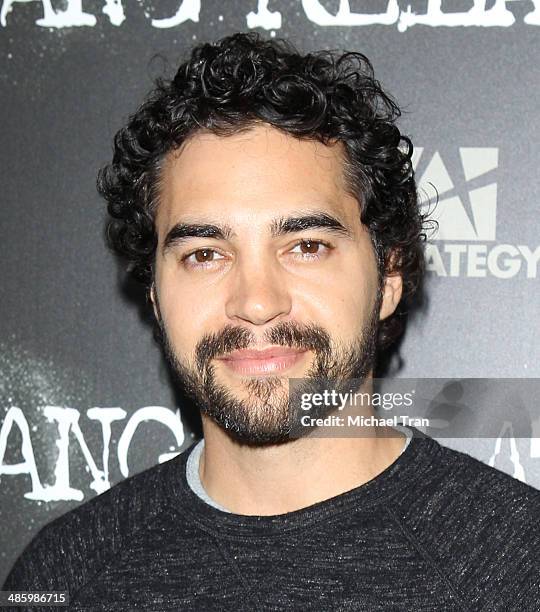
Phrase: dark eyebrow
[
  {"left": 270, "top": 212, "right": 351, "bottom": 238},
  {"left": 162, "top": 222, "right": 233, "bottom": 255},
  {"left": 162, "top": 211, "right": 351, "bottom": 255}
]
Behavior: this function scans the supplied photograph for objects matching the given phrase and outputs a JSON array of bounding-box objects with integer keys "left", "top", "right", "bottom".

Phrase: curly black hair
[{"left": 98, "top": 32, "right": 428, "bottom": 351}]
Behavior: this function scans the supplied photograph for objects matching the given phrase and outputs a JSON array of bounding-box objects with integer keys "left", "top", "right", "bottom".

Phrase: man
[{"left": 4, "top": 32, "right": 540, "bottom": 611}]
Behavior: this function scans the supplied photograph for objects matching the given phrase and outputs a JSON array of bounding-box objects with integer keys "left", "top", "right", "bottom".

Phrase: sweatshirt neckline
[{"left": 163, "top": 427, "right": 442, "bottom": 538}]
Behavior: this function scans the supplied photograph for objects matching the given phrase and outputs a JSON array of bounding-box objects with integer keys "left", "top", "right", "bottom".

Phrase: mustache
[{"left": 195, "top": 321, "right": 332, "bottom": 371}]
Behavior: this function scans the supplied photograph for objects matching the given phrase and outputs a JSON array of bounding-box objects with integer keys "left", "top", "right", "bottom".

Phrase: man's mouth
[{"left": 216, "top": 346, "right": 309, "bottom": 376}]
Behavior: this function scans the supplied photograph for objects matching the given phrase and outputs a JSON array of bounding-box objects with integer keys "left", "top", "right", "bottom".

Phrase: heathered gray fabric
[
  {"left": 186, "top": 438, "right": 230, "bottom": 512},
  {"left": 185, "top": 426, "right": 414, "bottom": 513},
  {"left": 4, "top": 426, "right": 540, "bottom": 611}
]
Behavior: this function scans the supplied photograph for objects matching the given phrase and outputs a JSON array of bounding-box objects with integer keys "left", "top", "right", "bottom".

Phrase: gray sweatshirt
[{"left": 4, "top": 426, "right": 540, "bottom": 611}]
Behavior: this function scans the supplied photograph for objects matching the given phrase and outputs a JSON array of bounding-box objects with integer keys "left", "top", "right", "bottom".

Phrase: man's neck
[{"left": 199, "top": 416, "right": 407, "bottom": 516}]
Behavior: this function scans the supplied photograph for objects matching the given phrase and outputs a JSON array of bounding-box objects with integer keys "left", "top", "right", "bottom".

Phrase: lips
[{"left": 216, "top": 346, "right": 309, "bottom": 375}]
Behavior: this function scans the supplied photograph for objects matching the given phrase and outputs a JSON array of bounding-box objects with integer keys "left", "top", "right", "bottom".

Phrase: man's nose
[{"left": 224, "top": 256, "right": 292, "bottom": 326}]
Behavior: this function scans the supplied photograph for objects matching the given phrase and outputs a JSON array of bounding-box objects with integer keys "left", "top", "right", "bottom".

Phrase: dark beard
[{"left": 157, "top": 294, "right": 381, "bottom": 446}]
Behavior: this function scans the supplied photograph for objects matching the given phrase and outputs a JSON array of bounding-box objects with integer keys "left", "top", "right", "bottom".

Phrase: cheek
[
  {"left": 157, "top": 266, "right": 220, "bottom": 354},
  {"left": 290, "top": 256, "right": 379, "bottom": 340}
]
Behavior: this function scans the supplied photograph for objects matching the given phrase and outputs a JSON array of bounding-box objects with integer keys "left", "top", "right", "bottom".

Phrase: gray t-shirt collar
[{"left": 186, "top": 425, "right": 413, "bottom": 513}]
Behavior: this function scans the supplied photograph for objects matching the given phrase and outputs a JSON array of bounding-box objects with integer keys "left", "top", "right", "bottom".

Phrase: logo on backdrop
[
  {"left": 414, "top": 148, "right": 539, "bottom": 278},
  {"left": 1, "top": 0, "right": 540, "bottom": 30}
]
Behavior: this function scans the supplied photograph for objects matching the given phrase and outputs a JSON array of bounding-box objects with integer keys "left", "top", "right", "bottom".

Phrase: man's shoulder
[
  {"left": 436, "top": 440, "right": 540, "bottom": 513},
  {"left": 396, "top": 437, "right": 540, "bottom": 606},
  {"left": 42, "top": 444, "right": 189, "bottom": 540},
  {"left": 405, "top": 437, "right": 540, "bottom": 529},
  {"left": 3, "top": 446, "right": 192, "bottom": 593}
]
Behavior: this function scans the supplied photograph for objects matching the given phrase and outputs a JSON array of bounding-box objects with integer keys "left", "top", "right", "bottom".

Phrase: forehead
[{"left": 156, "top": 123, "right": 359, "bottom": 229}]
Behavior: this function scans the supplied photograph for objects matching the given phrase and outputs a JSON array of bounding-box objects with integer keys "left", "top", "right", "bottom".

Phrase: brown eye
[
  {"left": 300, "top": 240, "right": 320, "bottom": 254},
  {"left": 194, "top": 249, "right": 214, "bottom": 262},
  {"left": 290, "top": 240, "right": 330, "bottom": 258},
  {"left": 183, "top": 248, "right": 225, "bottom": 268}
]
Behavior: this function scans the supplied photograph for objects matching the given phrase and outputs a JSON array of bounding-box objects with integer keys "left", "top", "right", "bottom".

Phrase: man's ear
[
  {"left": 378, "top": 249, "right": 403, "bottom": 321},
  {"left": 149, "top": 283, "right": 160, "bottom": 322},
  {"left": 379, "top": 272, "right": 403, "bottom": 321}
]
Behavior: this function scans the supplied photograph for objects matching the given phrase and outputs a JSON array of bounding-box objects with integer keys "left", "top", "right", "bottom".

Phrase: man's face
[{"left": 152, "top": 124, "right": 401, "bottom": 444}]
